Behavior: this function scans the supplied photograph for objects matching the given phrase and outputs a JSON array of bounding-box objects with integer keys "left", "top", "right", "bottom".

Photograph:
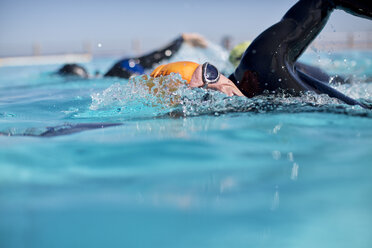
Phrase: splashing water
[
  {"left": 88, "top": 73, "right": 186, "bottom": 118},
  {"left": 88, "top": 72, "right": 372, "bottom": 119}
]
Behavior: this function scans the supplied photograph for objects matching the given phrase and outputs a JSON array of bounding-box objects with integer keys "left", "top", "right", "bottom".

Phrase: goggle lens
[
  {"left": 205, "top": 64, "right": 219, "bottom": 81},
  {"left": 202, "top": 62, "right": 220, "bottom": 87}
]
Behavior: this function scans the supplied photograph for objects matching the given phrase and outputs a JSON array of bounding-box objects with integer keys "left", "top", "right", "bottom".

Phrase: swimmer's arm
[
  {"left": 181, "top": 33, "right": 208, "bottom": 48},
  {"left": 138, "top": 33, "right": 208, "bottom": 69},
  {"left": 294, "top": 62, "right": 331, "bottom": 83},
  {"left": 137, "top": 36, "right": 184, "bottom": 69},
  {"left": 0, "top": 123, "right": 122, "bottom": 137},
  {"left": 296, "top": 69, "right": 369, "bottom": 109}
]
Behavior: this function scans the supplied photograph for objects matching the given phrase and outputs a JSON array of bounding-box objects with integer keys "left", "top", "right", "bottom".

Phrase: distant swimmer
[
  {"left": 57, "top": 63, "right": 89, "bottom": 78},
  {"left": 57, "top": 33, "right": 208, "bottom": 79},
  {"left": 228, "top": 41, "right": 252, "bottom": 68},
  {"left": 105, "top": 33, "right": 207, "bottom": 78},
  {"left": 150, "top": 0, "right": 371, "bottom": 108}
]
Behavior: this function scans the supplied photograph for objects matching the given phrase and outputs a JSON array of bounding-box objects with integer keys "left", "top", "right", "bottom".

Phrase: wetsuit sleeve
[
  {"left": 294, "top": 62, "right": 331, "bottom": 82},
  {"left": 136, "top": 36, "right": 184, "bottom": 69},
  {"left": 296, "top": 69, "right": 369, "bottom": 108},
  {"left": 232, "top": 0, "right": 335, "bottom": 96},
  {"left": 104, "top": 36, "right": 184, "bottom": 78},
  {"left": 232, "top": 0, "right": 371, "bottom": 108}
]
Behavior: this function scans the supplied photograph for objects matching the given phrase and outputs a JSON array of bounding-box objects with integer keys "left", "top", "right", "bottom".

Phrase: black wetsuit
[
  {"left": 230, "top": 0, "right": 371, "bottom": 108},
  {"left": 56, "top": 37, "right": 184, "bottom": 79},
  {"left": 57, "top": 63, "right": 89, "bottom": 78},
  {"left": 104, "top": 36, "right": 184, "bottom": 78}
]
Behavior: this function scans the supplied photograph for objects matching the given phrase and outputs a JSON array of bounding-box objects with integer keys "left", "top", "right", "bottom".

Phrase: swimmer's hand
[{"left": 181, "top": 33, "right": 208, "bottom": 48}]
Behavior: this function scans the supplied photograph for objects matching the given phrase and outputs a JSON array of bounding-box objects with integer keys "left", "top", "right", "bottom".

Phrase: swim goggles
[{"left": 202, "top": 62, "right": 220, "bottom": 88}]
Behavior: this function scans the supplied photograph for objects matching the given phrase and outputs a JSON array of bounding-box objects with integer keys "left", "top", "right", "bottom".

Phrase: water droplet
[
  {"left": 165, "top": 50, "right": 172, "bottom": 56},
  {"left": 271, "top": 187, "right": 280, "bottom": 210},
  {"left": 287, "top": 152, "right": 294, "bottom": 162},
  {"left": 129, "top": 60, "right": 136, "bottom": 68},
  {"left": 272, "top": 123, "right": 282, "bottom": 134},
  {"left": 272, "top": 150, "right": 281, "bottom": 160},
  {"left": 291, "top": 163, "right": 299, "bottom": 180}
]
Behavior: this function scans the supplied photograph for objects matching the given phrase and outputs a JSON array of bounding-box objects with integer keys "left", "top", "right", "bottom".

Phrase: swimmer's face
[{"left": 189, "top": 64, "right": 244, "bottom": 97}]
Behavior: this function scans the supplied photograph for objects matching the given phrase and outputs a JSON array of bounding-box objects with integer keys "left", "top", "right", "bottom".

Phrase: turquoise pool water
[{"left": 0, "top": 49, "right": 371, "bottom": 248}]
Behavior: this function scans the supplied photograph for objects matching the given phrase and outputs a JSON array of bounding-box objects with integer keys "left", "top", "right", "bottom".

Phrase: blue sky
[{"left": 0, "top": 0, "right": 371, "bottom": 56}]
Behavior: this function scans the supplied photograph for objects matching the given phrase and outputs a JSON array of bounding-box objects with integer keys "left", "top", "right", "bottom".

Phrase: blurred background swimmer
[
  {"left": 56, "top": 33, "right": 208, "bottom": 78},
  {"left": 57, "top": 63, "right": 89, "bottom": 78}
]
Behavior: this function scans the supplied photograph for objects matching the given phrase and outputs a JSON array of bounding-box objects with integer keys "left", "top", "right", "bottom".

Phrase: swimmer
[
  {"left": 149, "top": 61, "right": 244, "bottom": 97},
  {"left": 148, "top": 60, "right": 336, "bottom": 99},
  {"left": 151, "top": 0, "right": 371, "bottom": 108},
  {"left": 105, "top": 33, "right": 207, "bottom": 78},
  {"left": 57, "top": 33, "right": 208, "bottom": 78},
  {"left": 57, "top": 63, "right": 89, "bottom": 78},
  {"left": 227, "top": 0, "right": 371, "bottom": 108}
]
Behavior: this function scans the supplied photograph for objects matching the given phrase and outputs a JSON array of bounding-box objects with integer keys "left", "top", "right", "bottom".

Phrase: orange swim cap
[{"left": 150, "top": 61, "right": 199, "bottom": 83}]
